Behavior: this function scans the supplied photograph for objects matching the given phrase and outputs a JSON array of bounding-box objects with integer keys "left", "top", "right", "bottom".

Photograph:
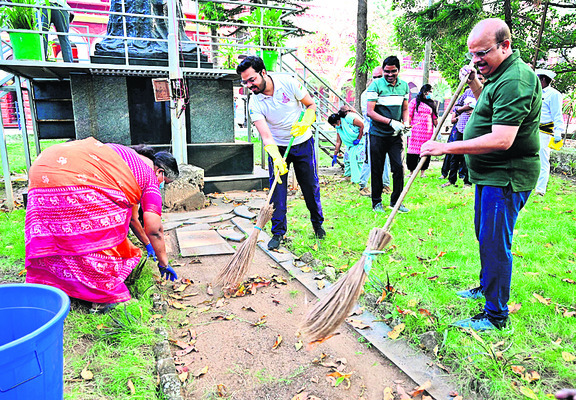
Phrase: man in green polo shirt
[
  {"left": 421, "top": 18, "right": 541, "bottom": 331},
  {"left": 366, "top": 56, "right": 410, "bottom": 213}
]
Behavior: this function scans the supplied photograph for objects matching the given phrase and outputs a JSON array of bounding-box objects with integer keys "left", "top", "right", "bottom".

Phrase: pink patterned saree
[{"left": 25, "top": 137, "right": 143, "bottom": 303}]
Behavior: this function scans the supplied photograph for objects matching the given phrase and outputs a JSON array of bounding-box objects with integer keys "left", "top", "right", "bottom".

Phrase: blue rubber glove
[
  {"left": 145, "top": 243, "right": 157, "bottom": 261},
  {"left": 353, "top": 138, "right": 361, "bottom": 146},
  {"left": 158, "top": 263, "right": 177, "bottom": 281},
  {"left": 331, "top": 154, "right": 338, "bottom": 167}
]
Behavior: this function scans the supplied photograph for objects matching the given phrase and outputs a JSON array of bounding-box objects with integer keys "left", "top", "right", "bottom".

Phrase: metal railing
[
  {"left": 278, "top": 50, "right": 354, "bottom": 167},
  {"left": 0, "top": 0, "right": 301, "bottom": 68}
]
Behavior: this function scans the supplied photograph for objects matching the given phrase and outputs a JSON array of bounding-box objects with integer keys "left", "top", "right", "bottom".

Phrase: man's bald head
[
  {"left": 467, "top": 18, "right": 513, "bottom": 76},
  {"left": 372, "top": 66, "right": 383, "bottom": 79},
  {"left": 469, "top": 18, "right": 511, "bottom": 46}
]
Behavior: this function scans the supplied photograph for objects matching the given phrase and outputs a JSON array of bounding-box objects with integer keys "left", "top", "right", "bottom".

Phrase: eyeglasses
[
  {"left": 383, "top": 69, "right": 398, "bottom": 74},
  {"left": 466, "top": 41, "right": 503, "bottom": 60},
  {"left": 240, "top": 72, "right": 262, "bottom": 86}
]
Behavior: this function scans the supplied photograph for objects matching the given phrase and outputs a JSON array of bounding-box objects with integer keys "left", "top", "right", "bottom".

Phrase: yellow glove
[
  {"left": 289, "top": 108, "right": 316, "bottom": 137},
  {"left": 264, "top": 144, "right": 288, "bottom": 183}
]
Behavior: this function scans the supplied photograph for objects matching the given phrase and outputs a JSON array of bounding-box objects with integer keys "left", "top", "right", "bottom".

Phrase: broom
[
  {"left": 300, "top": 63, "right": 475, "bottom": 342},
  {"left": 215, "top": 135, "right": 297, "bottom": 294}
]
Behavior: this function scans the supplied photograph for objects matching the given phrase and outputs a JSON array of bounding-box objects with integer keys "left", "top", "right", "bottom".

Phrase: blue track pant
[
  {"left": 474, "top": 185, "right": 531, "bottom": 320},
  {"left": 267, "top": 137, "right": 324, "bottom": 236}
]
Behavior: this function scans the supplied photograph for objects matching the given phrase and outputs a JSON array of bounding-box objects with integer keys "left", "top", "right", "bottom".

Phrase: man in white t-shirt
[
  {"left": 237, "top": 56, "right": 325, "bottom": 250},
  {"left": 535, "top": 68, "right": 564, "bottom": 195}
]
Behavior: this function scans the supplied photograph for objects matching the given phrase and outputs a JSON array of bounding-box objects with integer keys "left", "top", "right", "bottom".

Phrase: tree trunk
[
  {"left": 355, "top": 0, "right": 368, "bottom": 111},
  {"left": 503, "top": 0, "right": 512, "bottom": 32}
]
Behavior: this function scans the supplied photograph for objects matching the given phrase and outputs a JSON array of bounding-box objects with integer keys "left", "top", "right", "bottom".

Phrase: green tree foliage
[
  {"left": 345, "top": 31, "right": 382, "bottom": 86},
  {"left": 393, "top": 0, "right": 576, "bottom": 93}
]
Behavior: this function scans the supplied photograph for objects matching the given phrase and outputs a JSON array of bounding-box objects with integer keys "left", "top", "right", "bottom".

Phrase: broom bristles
[
  {"left": 299, "top": 227, "right": 392, "bottom": 342},
  {"left": 214, "top": 203, "right": 274, "bottom": 291}
]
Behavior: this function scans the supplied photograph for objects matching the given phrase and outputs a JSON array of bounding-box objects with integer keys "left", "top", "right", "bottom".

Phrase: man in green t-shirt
[
  {"left": 421, "top": 18, "right": 541, "bottom": 331},
  {"left": 366, "top": 56, "right": 410, "bottom": 213}
]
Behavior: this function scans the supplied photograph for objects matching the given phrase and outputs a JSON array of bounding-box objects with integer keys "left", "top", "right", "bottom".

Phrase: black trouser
[
  {"left": 448, "top": 130, "right": 470, "bottom": 185},
  {"left": 441, "top": 126, "right": 458, "bottom": 177},
  {"left": 370, "top": 134, "right": 404, "bottom": 208},
  {"left": 406, "top": 153, "right": 431, "bottom": 172}
]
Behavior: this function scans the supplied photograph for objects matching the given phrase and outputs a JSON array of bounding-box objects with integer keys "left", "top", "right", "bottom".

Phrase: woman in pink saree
[{"left": 25, "top": 137, "right": 179, "bottom": 307}]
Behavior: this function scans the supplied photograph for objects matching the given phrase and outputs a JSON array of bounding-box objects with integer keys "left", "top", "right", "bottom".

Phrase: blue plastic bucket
[{"left": 0, "top": 284, "right": 70, "bottom": 399}]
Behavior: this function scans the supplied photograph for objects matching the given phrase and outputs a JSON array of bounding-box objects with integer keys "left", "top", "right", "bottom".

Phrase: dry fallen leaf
[
  {"left": 174, "top": 284, "right": 190, "bottom": 292},
  {"left": 178, "top": 371, "right": 189, "bottom": 383},
  {"left": 171, "top": 301, "right": 187, "bottom": 310},
  {"left": 127, "top": 379, "right": 136, "bottom": 394},
  {"left": 387, "top": 323, "right": 405, "bottom": 340},
  {"left": 273, "top": 334, "right": 283, "bottom": 350},
  {"left": 410, "top": 380, "right": 432, "bottom": 397},
  {"left": 326, "top": 371, "right": 352, "bottom": 388},
  {"left": 346, "top": 318, "right": 370, "bottom": 330},
  {"left": 562, "top": 351, "right": 576, "bottom": 362},
  {"left": 524, "top": 370, "right": 540, "bottom": 383},
  {"left": 169, "top": 339, "right": 191, "bottom": 349},
  {"left": 511, "top": 365, "right": 526, "bottom": 375},
  {"left": 194, "top": 366, "right": 209, "bottom": 378},
  {"left": 216, "top": 384, "right": 228, "bottom": 397},
  {"left": 206, "top": 284, "right": 214, "bottom": 296},
  {"left": 383, "top": 386, "right": 394, "bottom": 400},
  {"left": 317, "top": 281, "right": 325, "bottom": 290},
  {"left": 396, "top": 384, "right": 411, "bottom": 400},
  {"left": 291, "top": 392, "right": 308, "bottom": 400},
  {"left": 533, "top": 293, "right": 552, "bottom": 305},
  {"left": 81, "top": 362, "right": 94, "bottom": 381},
  {"left": 509, "top": 302, "right": 522, "bottom": 314},
  {"left": 518, "top": 386, "right": 538, "bottom": 400},
  {"left": 295, "top": 340, "right": 303, "bottom": 351},
  {"left": 301, "top": 267, "right": 313, "bottom": 273}
]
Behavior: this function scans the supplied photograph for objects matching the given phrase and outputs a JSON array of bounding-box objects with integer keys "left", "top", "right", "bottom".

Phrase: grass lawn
[
  {"left": 0, "top": 209, "right": 165, "bottom": 399},
  {"left": 283, "top": 158, "right": 576, "bottom": 400}
]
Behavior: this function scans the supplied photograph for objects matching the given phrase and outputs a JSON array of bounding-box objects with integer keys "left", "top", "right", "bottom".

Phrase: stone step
[{"left": 203, "top": 166, "right": 269, "bottom": 194}]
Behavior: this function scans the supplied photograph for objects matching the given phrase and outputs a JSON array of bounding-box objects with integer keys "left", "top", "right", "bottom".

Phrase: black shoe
[
  {"left": 314, "top": 226, "right": 326, "bottom": 240},
  {"left": 268, "top": 234, "right": 283, "bottom": 250}
]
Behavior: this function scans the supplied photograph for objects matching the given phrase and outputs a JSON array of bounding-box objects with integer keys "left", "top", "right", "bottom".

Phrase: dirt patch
[{"left": 161, "top": 230, "right": 416, "bottom": 400}]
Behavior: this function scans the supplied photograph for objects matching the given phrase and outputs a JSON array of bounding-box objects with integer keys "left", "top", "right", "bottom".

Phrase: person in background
[
  {"left": 440, "top": 111, "right": 460, "bottom": 179},
  {"left": 366, "top": 56, "right": 410, "bottom": 213},
  {"left": 535, "top": 68, "right": 564, "bottom": 196},
  {"left": 359, "top": 67, "right": 392, "bottom": 196},
  {"left": 25, "top": 138, "right": 179, "bottom": 313},
  {"left": 329, "top": 109, "right": 365, "bottom": 187},
  {"left": 237, "top": 56, "right": 324, "bottom": 250},
  {"left": 406, "top": 84, "right": 438, "bottom": 178},
  {"left": 41, "top": 0, "right": 73, "bottom": 62},
  {"left": 441, "top": 74, "right": 485, "bottom": 187},
  {"left": 421, "top": 18, "right": 541, "bottom": 331}
]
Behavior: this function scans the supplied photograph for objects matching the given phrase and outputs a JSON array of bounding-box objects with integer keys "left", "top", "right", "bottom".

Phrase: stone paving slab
[{"left": 176, "top": 229, "right": 235, "bottom": 257}]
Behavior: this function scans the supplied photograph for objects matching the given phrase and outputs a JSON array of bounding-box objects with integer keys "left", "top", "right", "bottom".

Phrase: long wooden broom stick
[
  {"left": 215, "top": 135, "right": 296, "bottom": 292},
  {"left": 300, "top": 62, "right": 475, "bottom": 342}
]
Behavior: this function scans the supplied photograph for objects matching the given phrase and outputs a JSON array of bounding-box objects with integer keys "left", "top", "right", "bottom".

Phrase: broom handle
[
  {"left": 266, "top": 134, "right": 296, "bottom": 204},
  {"left": 382, "top": 61, "right": 475, "bottom": 232}
]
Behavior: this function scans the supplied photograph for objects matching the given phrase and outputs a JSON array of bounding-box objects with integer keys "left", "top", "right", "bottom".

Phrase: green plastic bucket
[
  {"left": 9, "top": 32, "right": 43, "bottom": 61},
  {"left": 257, "top": 50, "right": 279, "bottom": 72},
  {"left": 0, "top": 283, "right": 70, "bottom": 399}
]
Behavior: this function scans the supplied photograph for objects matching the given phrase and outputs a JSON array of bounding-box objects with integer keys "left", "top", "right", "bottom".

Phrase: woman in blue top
[{"left": 328, "top": 109, "right": 365, "bottom": 186}]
